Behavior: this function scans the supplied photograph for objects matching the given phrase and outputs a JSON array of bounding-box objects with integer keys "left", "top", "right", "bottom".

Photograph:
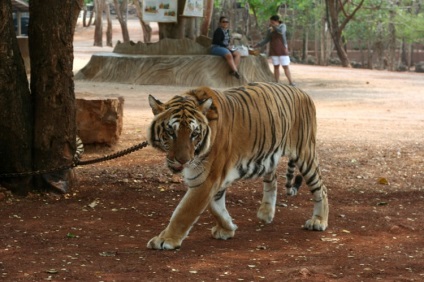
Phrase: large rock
[
  {"left": 76, "top": 95, "right": 124, "bottom": 145},
  {"left": 415, "top": 61, "right": 424, "bottom": 73}
]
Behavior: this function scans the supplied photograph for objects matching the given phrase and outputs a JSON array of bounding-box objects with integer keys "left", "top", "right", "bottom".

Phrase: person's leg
[
  {"left": 232, "top": 51, "right": 241, "bottom": 68},
  {"left": 271, "top": 56, "right": 281, "bottom": 82},
  {"left": 273, "top": 65, "right": 280, "bottom": 82},
  {"left": 211, "top": 46, "right": 239, "bottom": 78},
  {"left": 283, "top": 66, "right": 294, "bottom": 85},
  {"left": 281, "top": 56, "right": 295, "bottom": 86},
  {"left": 224, "top": 53, "right": 238, "bottom": 73}
]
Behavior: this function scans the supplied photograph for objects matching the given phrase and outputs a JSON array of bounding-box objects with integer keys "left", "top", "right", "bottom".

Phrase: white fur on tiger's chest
[{"left": 184, "top": 149, "right": 284, "bottom": 189}]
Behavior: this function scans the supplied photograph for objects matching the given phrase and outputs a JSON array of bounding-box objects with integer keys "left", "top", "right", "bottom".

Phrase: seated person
[{"left": 210, "top": 16, "right": 241, "bottom": 79}]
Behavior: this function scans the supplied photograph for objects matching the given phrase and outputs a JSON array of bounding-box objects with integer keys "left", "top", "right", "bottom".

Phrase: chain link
[{"left": 0, "top": 141, "right": 149, "bottom": 178}]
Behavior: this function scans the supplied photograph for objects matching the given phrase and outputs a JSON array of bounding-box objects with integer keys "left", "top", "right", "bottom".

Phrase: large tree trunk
[
  {"left": 158, "top": 0, "right": 188, "bottom": 39},
  {"left": 0, "top": 0, "right": 33, "bottom": 195},
  {"left": 94, "top": 0, "right": 104, "bottom": 46},
  {"left": 29, "top": 0, "right": 82, "bottom": 193},
  {"left": 113, "top": 0, "right": 130, "bottom": 43},
  {"left": 325, "top": 0, "right": 364, "bottom": 68},
  {"left": 133, "top": 0, "right": 152, "bottom": 43},
  {"left": 326, "top": 0, "right": 350, "bottom": 67}
]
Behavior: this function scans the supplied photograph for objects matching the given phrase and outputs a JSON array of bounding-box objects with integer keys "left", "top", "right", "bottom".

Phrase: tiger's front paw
[
  {"left": 304, "top": 217, "right": 328, "bottom": 231},
  {"left": 147, "top": 235, "right": 182, "bottom": 250},
  {"left": 211, "top": 224, "right": 237, "bottom": 240}
]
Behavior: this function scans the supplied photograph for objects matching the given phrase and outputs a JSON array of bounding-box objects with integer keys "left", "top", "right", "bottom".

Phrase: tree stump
[{"left": 75, "top": 38, "right": 275, "bottom": 88}]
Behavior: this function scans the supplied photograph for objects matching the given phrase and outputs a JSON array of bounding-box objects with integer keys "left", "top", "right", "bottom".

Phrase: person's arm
[{"left": 254, "top": 29, "right": 271, "bottom": 48}]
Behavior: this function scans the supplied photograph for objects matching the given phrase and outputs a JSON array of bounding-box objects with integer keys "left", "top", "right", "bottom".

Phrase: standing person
[
  {"left": 254, "top": 15, "right": 295, "bottom": 86},
  {"left": 210, "top": 16, "right": 241, "bottom": 79}
]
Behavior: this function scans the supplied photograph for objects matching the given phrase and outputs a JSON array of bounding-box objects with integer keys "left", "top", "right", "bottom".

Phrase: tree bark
[
  {"left": 158, "top": 0, "right": 188, "bottom": 39},
  {"left": 387, "top": 0, "right": 397, "bottom": 71},
  {"left": 29, "top": 0, "right": 82, "bottom": 193},
  {"left": 0, "top": 0, "right": 33, "bottom": 195},
  {"left": 105, "top": 2, "right": 113, "bottom": 46},
  {"left": 83, "top": 3, "right": 88, "bottom": 27},
  {"left": 133, "top": 0, "right": 152, "bottom": 43},
  {"left": 113, "top": 0, "right": 130, "bottom": 43},
  {"left": 94, "top": 0, "right": 104, "bottom": 46},
  {"left": 200, "top": 0, "right": 214, "bottom": 36},
  {"left": 325, "top": 0, "right": 365, "bottom": 68}
]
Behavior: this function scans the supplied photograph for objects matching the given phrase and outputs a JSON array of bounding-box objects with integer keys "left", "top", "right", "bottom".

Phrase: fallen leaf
[
  {"left": 99, "top": 251, "right": 117, "bottom": 257},
  {"left": 378, "top": 177, "right": 389, "bottom": 185},
  {"left": 45, "top": 269, "right": 58, "bottom": 274}
]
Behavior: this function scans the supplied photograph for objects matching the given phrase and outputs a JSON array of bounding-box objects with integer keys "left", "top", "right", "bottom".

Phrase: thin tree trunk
[
  {"left": 0, "top": 0, "right": 33, "bottom": 195},
  {"left": 387, "top": 1, "right": 397, "bottom": 71},
  {"left": 94, "top": 0, "right": 104, "bottom": 46},
  {"left": 133, "top": 0, "right": 152, "bottom": 43},
  {"left": 105, "top": 1, "right": 113, "bottom": 46},
  {"left": 87, "top": 5, "right": 94, "bottom": 26},
  {"left": 29, "top": 0, "right": 82, "bottom": 193},
  {"left": 83, "top": 3, "right": 88, "bottom": 27},
  {"left": 320, "top": 17, "right": 327, "bottom": 65},
  {"left": 302, "top": 29, "right": 308, "bottom": 62},
  {"left": 367, "top": 40, "right": 374, "bottom": 69},
  {"left": 113, "top": 0, "right": 130, "bottom": 43}
]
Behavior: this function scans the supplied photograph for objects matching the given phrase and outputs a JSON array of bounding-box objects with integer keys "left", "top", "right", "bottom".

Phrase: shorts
[
  {"left": 210, "top": 45, "right": 231, "bottom": 57},
  {"left": 271, "top": 56, "right": 290, "bottom": 66}
]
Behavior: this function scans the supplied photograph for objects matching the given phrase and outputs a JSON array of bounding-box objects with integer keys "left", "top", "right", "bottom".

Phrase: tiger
[{"left": 146, "top": 82, "right": 329, "bottom": 250}]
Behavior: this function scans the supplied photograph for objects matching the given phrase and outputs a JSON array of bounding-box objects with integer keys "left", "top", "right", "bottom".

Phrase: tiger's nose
[{"left": 175, "top": 156, "right": 189, "bottom": 165}]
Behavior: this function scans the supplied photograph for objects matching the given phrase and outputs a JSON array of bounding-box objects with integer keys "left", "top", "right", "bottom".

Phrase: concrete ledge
[{"left": 75, "top": 53, "right": 274, "bottom": 88}]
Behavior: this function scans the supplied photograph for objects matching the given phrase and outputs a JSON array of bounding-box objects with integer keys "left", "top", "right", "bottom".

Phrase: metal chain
[{"left": 0, "top": 141, "right": 149, "bottom": 178}]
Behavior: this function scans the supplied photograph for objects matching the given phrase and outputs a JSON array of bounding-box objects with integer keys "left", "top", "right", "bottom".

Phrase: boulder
[
  {"left": 415, "top": 61, "right": 424, "bottom": 73},
  {"left": 76, "top": 95, "right": 124, "bottom": 145}
]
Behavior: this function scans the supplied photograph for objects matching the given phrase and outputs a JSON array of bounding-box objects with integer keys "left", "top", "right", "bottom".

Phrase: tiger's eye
[
  {"left": 191, "top": 129, "right": 200, "bottom": 139},
  {"left": 166, "top": 125, "right": 175, "bottom": 137}
]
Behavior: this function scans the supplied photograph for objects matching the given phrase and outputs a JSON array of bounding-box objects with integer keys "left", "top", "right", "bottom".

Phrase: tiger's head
[{"left": 147, "top": 94, "right": 213, "bottom": 173}]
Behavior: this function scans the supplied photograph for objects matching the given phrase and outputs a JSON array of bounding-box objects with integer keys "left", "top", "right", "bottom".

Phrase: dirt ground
[{"left": 1, "top": 18, "right": 424, "bottom": 281}]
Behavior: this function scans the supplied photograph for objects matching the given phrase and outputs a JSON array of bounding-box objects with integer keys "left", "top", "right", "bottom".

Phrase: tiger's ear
[
  {"left": 199, "top": 98, "right": 213, "bottom": 115},
  {"left": 148, "top": 95, "right": 164, "bottom": 115},
  {"left": 189, "top": 88, "right": 219, "bottom": 120}
]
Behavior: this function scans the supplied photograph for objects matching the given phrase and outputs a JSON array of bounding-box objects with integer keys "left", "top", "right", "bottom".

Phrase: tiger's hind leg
[
  {"left": 285, "top": 159, "right": 303, "bottom": 196},
  {"left": 209, "top": 189, "right": 238, "bottom": 240},
  {"left": 296, "top": 156, "right": 329, "bottom": 231},
  {"left": 257, "top": 171, "right": 278, "bottom": 223}
]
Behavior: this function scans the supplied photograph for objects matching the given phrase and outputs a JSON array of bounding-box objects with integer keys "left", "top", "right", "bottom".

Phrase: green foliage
[
  {"left": 395, "top": 10, "right": 424, "bottom": 43},
  {"left": 343, "top": 0, "right": 424, "bottom": 46},
  {"left": 214, "top": 0, "right": 424, "bottom": 46}
]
